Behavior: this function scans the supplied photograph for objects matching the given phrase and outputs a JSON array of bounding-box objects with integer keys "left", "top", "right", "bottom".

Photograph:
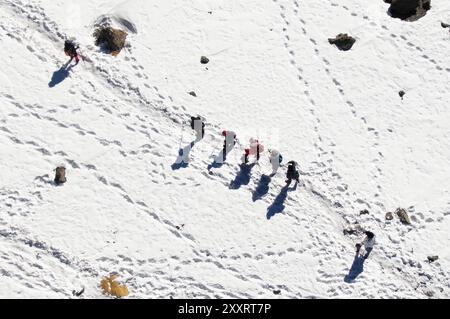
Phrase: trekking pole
[{"left": 178, "top": 120, "right": 186, "bottom": 151}]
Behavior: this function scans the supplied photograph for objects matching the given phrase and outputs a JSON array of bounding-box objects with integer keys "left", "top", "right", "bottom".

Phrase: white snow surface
[{"left": 0, "top": 0, "right": 449, "bottom": 298}]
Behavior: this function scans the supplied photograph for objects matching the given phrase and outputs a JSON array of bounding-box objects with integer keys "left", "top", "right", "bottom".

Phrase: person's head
[{"left": 365, "top": 231, "right": 374, "bottom": 239}]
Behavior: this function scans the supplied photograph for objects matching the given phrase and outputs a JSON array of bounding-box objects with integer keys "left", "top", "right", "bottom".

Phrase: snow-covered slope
[{"left": 0, "top": 0, "right": 449, "bottom": 298}]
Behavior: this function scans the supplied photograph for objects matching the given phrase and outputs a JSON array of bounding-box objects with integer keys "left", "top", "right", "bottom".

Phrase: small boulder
[
  {"left": 386, "top": 0, "right": 432, "bottom": 22},
  {"left": 395, "top": 208, "right": 412, "bottom": 225},
  {"left": 188, "top": 91, "right": 197, "bottom": 97},
  {"left": 427, "top": 255, "right": 439, "bottom": 263},
  {"left": 385, "top": 212, "right": 394, "bottom": 220},
  {"left": 200, "top": 56, "right": 210, "bottom": 64},
  {"left": 328, "top": 34, "right": 356, "bottom": 51},
  {"left": 54, "top": 167, "right": 67, "bottom": 185},
  {"left": 273, "top": 290, "right": 281, "bottom": 295},
  {"left": 93, "top": 27, "right": 128, "bottom": 55},
  {"left": 399, "top": 90, "right": 405, "bottom": 99},
  {"left": 441, "top": 22, "right": 450, "bottom": 28},
  {"left": 360, "top": 209, "right": 370, "bottom": 215}
]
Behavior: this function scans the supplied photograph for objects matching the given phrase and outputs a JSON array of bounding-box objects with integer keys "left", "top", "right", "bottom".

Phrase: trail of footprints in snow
[
  {"left": 292, "top": 0, "right": 450, "bottom": 295},
  {"left": 273, "top": 0, "right": 425, "bottom": 294},
  {"left": 1, "top": 107, "right": 199, "bottom": 248},
  {"left": 0, "top": 2, "right": 231, "bottom": 266},
  {"left": 5, "top": 0, "right": 447, "bottom": 297},
  {"left": 325, "top": 0, "right": 449, "bottom": 73},
  {"left": 5, "top": 0, "right": 348, "bottom": 285},
  {"left": 275, "top": 0, "right": 382, "bottom": 214}
]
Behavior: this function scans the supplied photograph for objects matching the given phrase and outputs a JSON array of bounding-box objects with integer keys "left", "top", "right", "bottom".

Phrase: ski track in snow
[{"left": 0, "top": 0, "right": 448, "bottom": 298}]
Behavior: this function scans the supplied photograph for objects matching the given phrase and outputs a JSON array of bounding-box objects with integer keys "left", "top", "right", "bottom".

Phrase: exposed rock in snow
[
  {"left": 396, "top": 208, "right": 412, "bottom": 225},
  {"left": 54, "top": 167, "right": 67, "bottom": 185},
  {"left": 93, "top": 27, "right": 128, "bottom": 55},
  {"left": 427, "top": 256, "right": 439, "bottom": 263},
  {"left": 328, "top": 34, "right": 356, "bottom": 51},
  {"left": 385, "top": 0, "right": 432, "bottom": 21},
  {"left": 200, "top": 56, "right": 210, "bottom": 64}
]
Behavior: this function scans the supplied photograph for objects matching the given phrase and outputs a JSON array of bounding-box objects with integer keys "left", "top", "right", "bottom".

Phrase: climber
[
  {"left": 356, "top": 231, "right": 375, "bottom": 258},
  {"left": 190, "top": 116, "right": 205, "bottom": 141},
  {"left": 285, "top": 161, "right": 300, "bottom": 186},
  {"left": 222, "top": 130, "right": 237, "bottom": 161},
  {"left": 244, "top": 138, "right": 265, "bottom": 164},
  {"left": 268, "top": 149, "right": 283, "bottom": 175},
  {"left": 54, "top": 166, "right": 67, "bottom": 185},
  {"left": 64, "top": 40, "right": 80, "bottom": 64}
]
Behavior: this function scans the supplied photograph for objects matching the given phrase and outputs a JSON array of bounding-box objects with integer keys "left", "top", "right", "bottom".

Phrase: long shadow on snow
[
  {"left": 48, "top": 61, "right": 75, "bottom": 88},
  {"left": 252, "top": 174, "right": 272, "bottom": 201},
  {"left": 343, "top": 249, "right": 373, "bottom": 283},
  {"left": 207, "top": 145, "right": 233, "bottom": 170},
  {"left": 172, "top": 141, "right": 195, "bottom": 170},
  {"left": 229, "top": 163, "right": 256, "bottom": 190},
  {"left": 266, "top": 183, "right": 297, "bottom": 220}
]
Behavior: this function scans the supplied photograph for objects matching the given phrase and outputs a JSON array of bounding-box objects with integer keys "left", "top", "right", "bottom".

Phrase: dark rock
[
  {"left": 201, "top": 56, "right": 210, "bottom": 64},
  {"left": 72, "top": 287, "right": 85, "bottom": 297},
  {"left": 273, "top": 290, "right": 281, "bottom": 295},
  {"left": 360, "top": 209, "right": 370, "bottom": 215},
  {"left": 93, "top": 27, "right": 128, "bottom": 55},
  {"left": 387, "top": 0, "right": 432, "bottom": 22},
  {"left": 399, "top": 90, "right": 405, "bottom": 99},
  {"left": 54, "top": 166, "right": 67, "bottom": 185},
  {"left": 441, "top": 22, "right": 450, "bottom": 28},
  {"left": 328, "top": 34, "right": 356, "bottom": 51},
  {"left": 188, "top": 91, "right": 197, "bottom": 97},
  {"left": 395, "top": 208, "right": 412, "bottom": 225},
  {"left": 427, "top": 255, "right": 439, "bottom": 262},
  {"left": 385, "top": 212, "right": 394, "bottom": 220}
]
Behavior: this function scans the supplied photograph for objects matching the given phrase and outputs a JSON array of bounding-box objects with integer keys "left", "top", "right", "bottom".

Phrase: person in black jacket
[
  {"left": 285, "top": 161, "right": 300, "bottom": 186},
  {"left": 190, "top": 116, "right": 205, "bottom": 141},
  {"left": 64, "top": 40, "right": 80, "bottom": 64}
]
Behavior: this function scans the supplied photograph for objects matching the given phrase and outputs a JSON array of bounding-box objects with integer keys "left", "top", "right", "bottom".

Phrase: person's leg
[{"left": 363, "top": 247, "right": 373, "bottom": 259}]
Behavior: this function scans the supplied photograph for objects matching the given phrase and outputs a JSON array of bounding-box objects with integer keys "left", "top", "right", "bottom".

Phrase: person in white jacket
[
  {"left": 356, "top": 231, "right": 375, "bottom": 258},
  {"left": 268, "top": 149, "right": 282, "bottom": 175}
]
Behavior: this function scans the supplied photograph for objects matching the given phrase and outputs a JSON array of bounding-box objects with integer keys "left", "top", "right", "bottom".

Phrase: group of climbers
[
  {"left": 189, "top": 116, "right": 300, "bottom": 187},
  {"left": 62, "top": 40, "right": 375, "bottom": 257}
]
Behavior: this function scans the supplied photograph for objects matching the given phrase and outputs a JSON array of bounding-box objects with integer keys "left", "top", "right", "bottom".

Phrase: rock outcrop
[
  {"left": 385, "top": 0, "right": 431, "bottom": 22},
  {"left": 328, "top": 34, "right": 356, "bottom": 51}
]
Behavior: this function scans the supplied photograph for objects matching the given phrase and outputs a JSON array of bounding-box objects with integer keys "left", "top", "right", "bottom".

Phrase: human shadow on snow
[
  {"left": 252, "top": 174, "right": 272, "bottom": 201},
  {"left": 207, "top": 145, "right": 233, "bottom": 170},
  {"left": 229, "top": 163, "right": 256, "bottom": 190},
  {"left": 48, "top": 61, "right": 75, "bottom": 88},
  {"left": 172, "top": 141, "right": 195, "bottom": 170},
  {"left": 266, "top": 184, "right": 297, "bottom": 220},
  {"left": 344, "top": 248, "right": 373, "bottom": 283}
]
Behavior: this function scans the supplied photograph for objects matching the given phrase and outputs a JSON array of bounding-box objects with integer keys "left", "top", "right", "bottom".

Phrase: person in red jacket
[{"left": 244, "top": 138, "right": 264, "bottom": 164}]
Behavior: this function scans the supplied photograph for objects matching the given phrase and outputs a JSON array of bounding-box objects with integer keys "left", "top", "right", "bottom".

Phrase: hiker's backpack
[{"left": 64, "top": 40, "right": 79, "bottom": 55}]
